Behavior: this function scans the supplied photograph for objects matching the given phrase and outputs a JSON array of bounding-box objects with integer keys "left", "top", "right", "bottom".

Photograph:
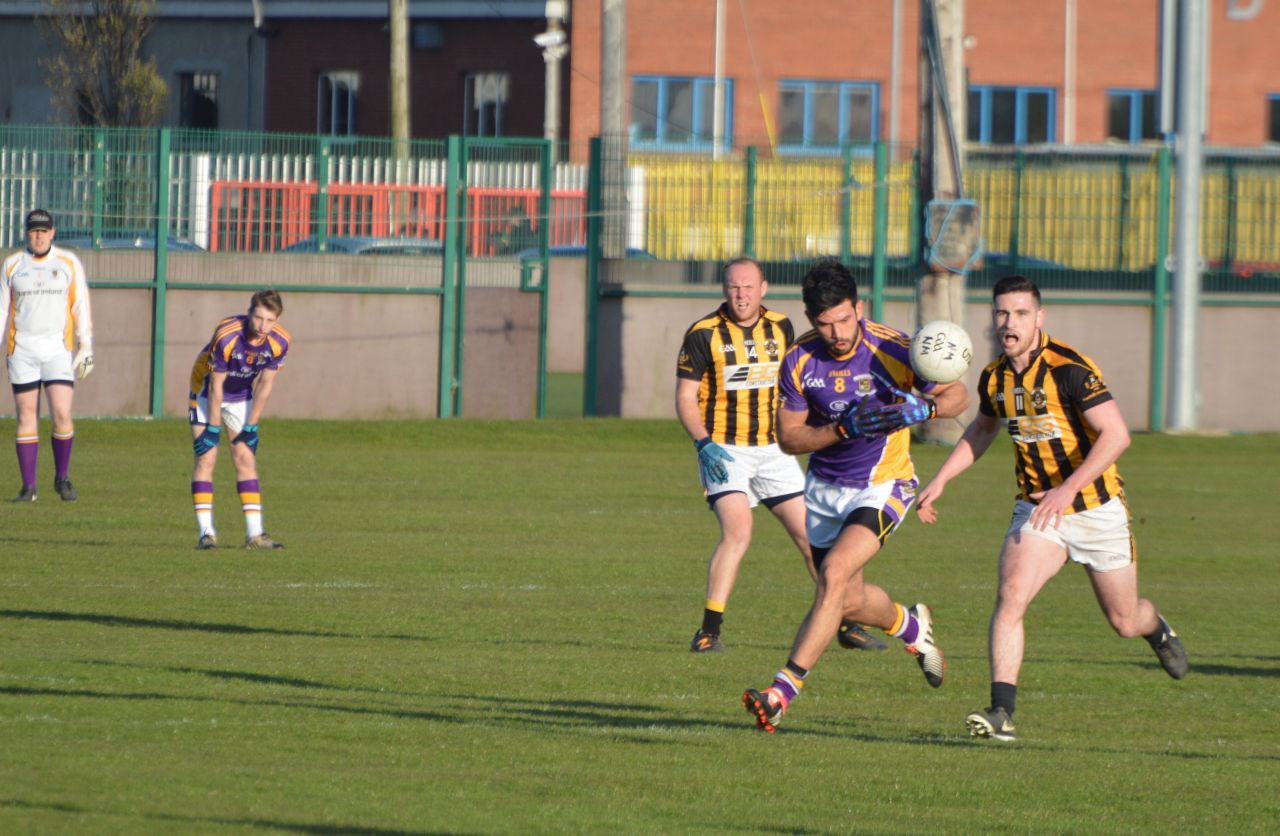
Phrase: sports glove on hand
[
  {"left": 193, "top": 425, "right": 221, "bottom": 456},
  {"left": 73, "top": 344, "right": 94, "bottom": 380},
  {"left": 232, "top": 424, "right": 259, "bottom": 454},
  {"left": 695, "top": 437, "right": 735, "bottom": 485},
  {"left": 836, "top": 396, "right": 889, "bottom": 440},
  {"left": 867, "top": 387, "right": 937, "bottom": 433}
]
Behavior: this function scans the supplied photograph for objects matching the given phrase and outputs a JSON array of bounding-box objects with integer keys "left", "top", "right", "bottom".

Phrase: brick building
[{"left": 568, "top": 0, "right": 1280, "bottom": 152}]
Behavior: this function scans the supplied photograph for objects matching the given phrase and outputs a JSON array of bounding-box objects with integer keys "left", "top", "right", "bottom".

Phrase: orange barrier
[{"left": 209, "top": 180, "right": 586, "bottom": 253}]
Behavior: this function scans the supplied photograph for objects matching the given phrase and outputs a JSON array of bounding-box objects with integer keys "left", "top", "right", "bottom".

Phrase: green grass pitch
[{"left": 1, "top": 418, "right": 1276, "bottom": 833}]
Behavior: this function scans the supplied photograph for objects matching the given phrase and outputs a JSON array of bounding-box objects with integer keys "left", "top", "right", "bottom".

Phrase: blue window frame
[
  {"left": 967, "top": 85, "right": 1056, "bottom": 145},
  {"left": 1269, "top": 95, "right": 1280, "bottom": 143},
  {"left": 630, "top": 76, "right": 732, "bottom": 150},
  {"left": 1107, "top": 89, "right": 1160, "bottom": 143},
  {"left": 777, "top": 80, "right": 879, "bottom": 153}
]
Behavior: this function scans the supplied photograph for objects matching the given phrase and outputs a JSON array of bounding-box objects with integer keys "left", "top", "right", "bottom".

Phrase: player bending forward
[
  {"left": 743, "top": 260, "right": 969, "bottom": 732},
  {"left": 189, "top": 290, "right": 292, "bottom": 550}
]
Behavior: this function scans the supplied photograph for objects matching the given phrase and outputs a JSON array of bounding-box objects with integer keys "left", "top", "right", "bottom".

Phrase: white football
[{"left": 910, "top": 320, "right": 973, "bottom": 384}]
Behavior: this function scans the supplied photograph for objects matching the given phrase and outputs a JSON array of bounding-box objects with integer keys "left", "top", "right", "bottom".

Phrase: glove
[
  {"left": 73, "top": 343, "right": 94, "bottom": 380},
  {"left": 695, "top": 437, "right": 735, "bottom": 486},
  {"left": 233, "top": 424, "right": 259, "bottom": 454},
  {"left": 836, "top": 397, "right": 889, "bottom": 440},
  {"left": 193, "top": 425, "right": 221, "bottom": 456},
  {"left": 871, "top": 387, "right": 937, "bottom": 432}
]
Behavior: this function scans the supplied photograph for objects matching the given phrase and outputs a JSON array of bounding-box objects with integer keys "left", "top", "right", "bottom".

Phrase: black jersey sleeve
[
  {"left": 1055, "top": 362, "right": 1114, "bottom": 412},
  {"left": 677, "top": 327, "right": 713, "bottom": 381}
]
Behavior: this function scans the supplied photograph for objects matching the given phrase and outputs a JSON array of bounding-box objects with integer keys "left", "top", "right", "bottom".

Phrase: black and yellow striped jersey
[
  {"left": 676, "top": 304, "right": 794, "bottom": 446},
  {"left": 977, "top": 331, "right": 1124, "bottom": 513}
]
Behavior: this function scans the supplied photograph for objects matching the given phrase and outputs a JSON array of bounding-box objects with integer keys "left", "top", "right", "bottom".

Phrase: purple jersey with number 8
[{"left": 778, "top": 319, "right": 940, "bottom": 488}]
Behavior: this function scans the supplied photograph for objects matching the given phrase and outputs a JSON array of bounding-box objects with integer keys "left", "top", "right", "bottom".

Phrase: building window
[
  {"left": 967, "top": 85, "right": 1056, "bottom": 145},
  {"left": 464, "top": 72, "right": 509, "bottom": 136},
  {"left": 778, "top": 80, "right": 878, "bottom": 153},
  {"left": 1269, "top": 95, "right": 1280, "bottom": 143},
  {"left": 412, "top": 22, "right": 443, "bottom": 49},
  {"left": 318, "top": 71, "right": 359, "bottom": 136},
  {"left": 630, "top": 76, "right": 732, "bottom": 150},
  {"left": 1107, "top": 89, "right": 1160, "bottom": 143},
  {"left": 178, "top": 72, "right": 218, "bottom": 129}
]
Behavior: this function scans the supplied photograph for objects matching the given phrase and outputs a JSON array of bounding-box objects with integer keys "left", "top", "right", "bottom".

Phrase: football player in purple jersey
[
  {"left": 743, "top": 259, "right": 969, "bottom": 733},
  {"left": 188, "top": 290, "right": 292, "bottom": 550}
]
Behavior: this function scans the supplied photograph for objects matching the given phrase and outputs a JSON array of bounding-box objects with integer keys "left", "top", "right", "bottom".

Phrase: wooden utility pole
[
  {"left": 389, "top": 0, "right": 411, "bottom": 231},
  {"left": 917, "top": 0, "right": 971, "bottom": 444},
  {"left": 600, "top": 0, "right": 627, "bottom": 258}
]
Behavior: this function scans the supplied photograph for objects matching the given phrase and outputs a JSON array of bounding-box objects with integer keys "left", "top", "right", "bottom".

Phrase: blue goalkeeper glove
[
  {"left": 232, "top": 424, "right": 259, "bottom": 454},
  {"left": 695, "top": 437, "right": 735, "bottom": 486},
  {"left": 870, "top": 388, "right": 937, "bottom": 433},
  {"left": 193, "top": 425, "right": 221, "bottom": 456},
  {"left": 836, "top": 397, "right": 890, "bottom": 441}
]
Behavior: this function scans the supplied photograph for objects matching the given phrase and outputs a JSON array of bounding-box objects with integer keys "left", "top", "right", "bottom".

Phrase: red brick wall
[
  {"left": 265, "top": 17, "right": 551, "bottom": 139},
  {"left": 569, "top": 0, "right": 1280, "bottom": 150}
]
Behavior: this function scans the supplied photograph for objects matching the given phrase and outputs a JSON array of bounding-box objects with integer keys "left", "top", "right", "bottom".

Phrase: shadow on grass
[
  {"left": 1096, "top": 657, "right": 1280, "bottom": 678},
  {"left": 0, "top": 799, "right": 458, "bottom": 835},
  {"left": 0, "top": 608, "right": 430, "bottom": 642}
]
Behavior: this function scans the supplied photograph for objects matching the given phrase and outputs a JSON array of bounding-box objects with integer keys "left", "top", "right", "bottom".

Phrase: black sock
[
  {"left": 700, "top": 608, "right": 723, "bottom": 636},
  {"left": 1144, "top": 616, "right": 1169, "bottom": 646},
  {"left": 991, "top": 681, "right": 1017, "bottom": 716}
]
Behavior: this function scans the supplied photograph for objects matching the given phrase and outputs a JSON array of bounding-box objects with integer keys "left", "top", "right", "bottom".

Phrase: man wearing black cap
[{"left": 0, "top": 208, "right": 95, "bottom": 501}]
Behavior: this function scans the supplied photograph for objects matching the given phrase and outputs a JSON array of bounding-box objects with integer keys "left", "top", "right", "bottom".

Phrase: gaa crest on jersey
[
  {"left": 1031, "top": 387, "right": 1047, "bottom": 409},
  {"left": 855, "top": 374, "right": 874, "bottom": 395},
  {"left": 723, "top": 361, "right": 780, "bottom": 390},
  {"left": 764, "top": 338, "right": 779, "bottom": 359}
]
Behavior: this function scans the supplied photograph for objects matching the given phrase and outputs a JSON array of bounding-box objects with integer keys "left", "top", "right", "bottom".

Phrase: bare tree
[{"left": 36, "top": 0, "right": 168, "bottom": 127}]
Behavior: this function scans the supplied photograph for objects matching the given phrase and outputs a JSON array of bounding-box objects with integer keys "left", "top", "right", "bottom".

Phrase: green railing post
[
  {"left": 583, "top": 136, "right": 603, "bottom": 417},
  {"left": 1150, "top": 146, "right": 1173, "bottom": 432},
  {"left": 92, "top": 129, "right": 105, "bottom": 245},
  {"left": 1116, "top": 154, "right": 1131, "bottom": 271},
  {"left": 315, "top": 136, "right": 331, "bottom": 251},
  {"left": 839, "top": 145, "right": 854, "bottom": 265},
  {"left": 1222, "top": 156, "right": 1238, "bottom": 272},
  {"left": 149, "top": 128, "right": 171, "bottom": 417},
  {"left": 742, "top": 145, "right": 757, "bottom": 257},
  {"left": 452, "top": 138, "right": 469, "bottom": 416},
  {"left": 438, "top": 135, "right": 463, "bottom": 418},
  {"left": 1010, "top": 150, "right": 1025, "bottom": 271},
  {"left": 870, "top": 141, "right": 889, "bottom": 322},
  {"left": 535, "top": 138, "right": 553, "bottom": 418}
]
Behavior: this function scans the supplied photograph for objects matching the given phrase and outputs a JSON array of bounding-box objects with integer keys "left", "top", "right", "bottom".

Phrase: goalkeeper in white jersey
[{"left": 0, "top": 209, "right": 94, "bottom": 502}]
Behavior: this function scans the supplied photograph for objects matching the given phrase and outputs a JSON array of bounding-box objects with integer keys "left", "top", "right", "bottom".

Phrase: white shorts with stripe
[
  {"left": 1006, "top": 496, "right": 1134, "bottom": 572},
  {"left": 703, "top": 442, "right": 805, "bottom": 509}
]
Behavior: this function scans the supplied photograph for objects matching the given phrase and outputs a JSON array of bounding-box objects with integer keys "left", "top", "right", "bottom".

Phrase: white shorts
[
  {"left": 1006, "top": 496, "right": 1134, "bottom": 572},
  {"left": 189, "top": 394, "right": 252, "bottom": 436},
  {"left": 703, "top": 442, "right": 805, "bottom": 509},
  {"left": 805, "top": 472, "right": 918, "bottom": 550},
  {"left": 8, "top": 344, "right": 74, "bottom": 387}
]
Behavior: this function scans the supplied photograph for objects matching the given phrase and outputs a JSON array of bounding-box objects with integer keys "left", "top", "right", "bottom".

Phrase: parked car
[
  {"left": 514, "top": 245, "right": 656, "bottom": 259},
  {"left": 57, "top": 232, "right": 205, "bottom": 251},
  {"left": 280, "top": 236, "right": 443, "bottom": 255}
]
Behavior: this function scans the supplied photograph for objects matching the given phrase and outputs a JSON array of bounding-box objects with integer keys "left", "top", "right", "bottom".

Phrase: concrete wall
[{"left": 590, "top": 284, "right": 1277, "bottom": 433}]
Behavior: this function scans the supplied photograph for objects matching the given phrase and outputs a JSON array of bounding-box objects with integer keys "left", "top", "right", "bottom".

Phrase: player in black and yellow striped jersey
[
  {"left": 676, "top": 257, "right": 885, "bottom": 653},
  {"left": 916, "top": 275, "right": 1188, "bottom": 742}
]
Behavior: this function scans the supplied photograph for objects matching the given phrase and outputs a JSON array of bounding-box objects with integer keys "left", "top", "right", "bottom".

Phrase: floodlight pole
[{"left": 1169, "top": 0, "right": 1207, "bottom": 431}]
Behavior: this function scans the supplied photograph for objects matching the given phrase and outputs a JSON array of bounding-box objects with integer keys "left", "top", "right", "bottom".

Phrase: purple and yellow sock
[
  {"left": 238, "top": 479, "right": 263, "bottom": 538},
  {"left": 52, "top": 431, "right": 74, "bottom": 481},
  {"left": 192, "top": 481, "right": 214, "bottom": 535},
  {"left": 16, "top": 434, "right": 38, "bottom": 489},
  {"left": 888, "top": 603, "right": 921, "bottom": 644},
  {"left": 768, "top": 660, "right": 809, "bottom": 710}
]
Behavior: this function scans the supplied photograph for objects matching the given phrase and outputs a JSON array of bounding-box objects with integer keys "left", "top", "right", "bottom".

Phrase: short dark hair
[
  {"left": 802, "top": 258, "right": 858, "bottom": 316},
  {"left": 250, "top": 289, "right": 283, "bottom": 316},
  {"left": 992, "top": 274, "right": 1041, "bottom": 304},
  {"left": 721, "top": 256, "right": 765, "bottom": 284}
]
